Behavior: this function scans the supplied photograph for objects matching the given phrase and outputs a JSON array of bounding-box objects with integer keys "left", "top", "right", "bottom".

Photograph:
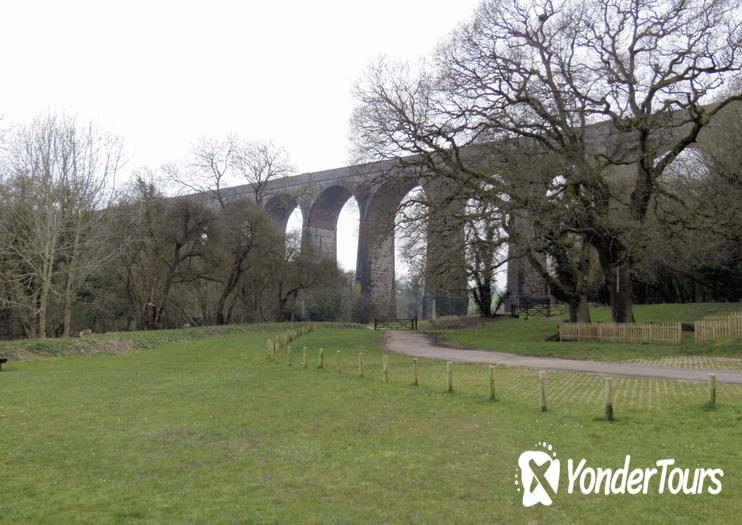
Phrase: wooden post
[
  {"left": 358, "top": 353, "right": 364, "bottom": 377},
  {"left": 383, "top": 355, "right": 389, "bottom": 383},
  {"left": 489, "top": 365, "right": 496, "bottom": 401},
  {"left": 336, "top": 350, "right": 341, "bottom": 373},
  {"left": 287, "top": 345, "right": 292, "bottom": 366},
  {"left": 412, "top": 358, "right": 419, "bottom": 386},
  {"left": 303, "top": 347, "right": 307, "bottom": 369},
  {"left": 709, "top": 373, "right": 717, "bottom": 407},
  {"left": 318, "top": 348, "right": 324, "bottom": 369},
  {"left": 446, "top": 361, "right": 453, "bottom": 392},
  {"left": 604, "top": 376, "right": 614, "bottom": 421},
  {"left": 539, "top": 371, "right": 547, "bottom": 412}
]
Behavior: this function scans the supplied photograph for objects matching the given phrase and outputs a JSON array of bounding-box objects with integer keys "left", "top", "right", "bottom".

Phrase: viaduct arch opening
[
  {"left": 394, "top": 185, "right": 427, "bottom": 318},
  {"left": 305, "top": 184, "right": 356, "bottom": 261},
  {"left": 337, "top": 197, "right": 359, "bottom": 273}
]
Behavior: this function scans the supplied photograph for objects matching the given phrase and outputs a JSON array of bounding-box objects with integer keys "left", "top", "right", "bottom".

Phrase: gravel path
[{"left": 381, "top": 330, "right": 742, "bottom": 384}]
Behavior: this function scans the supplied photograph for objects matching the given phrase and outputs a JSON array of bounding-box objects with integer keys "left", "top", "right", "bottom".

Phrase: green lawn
[
  {"left": 2, "top": 325, "right": 742, "bottom": 523},
  {"left": 430, "top": 302, "right": 742, "bottom": 362}
]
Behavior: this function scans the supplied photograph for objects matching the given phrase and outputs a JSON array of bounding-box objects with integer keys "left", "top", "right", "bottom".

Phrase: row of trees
[
  {"left": 0, "top": 118, "right": 351, "bottom": 339},
  {"left": 351, "top": 0, "right": 742, "bottom": 322},
  {"left": 3, "top": 1, "right": 740, "bottom": 334},
  {"left": 0, "top": 116, "right": 121, "bottom": 338}
]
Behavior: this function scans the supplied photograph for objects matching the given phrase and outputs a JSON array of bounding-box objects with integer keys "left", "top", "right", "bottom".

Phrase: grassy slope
[
  {"left": 430, "top": 303, "right": 742, "bottom": 362},
  {"left": 0, "top": 323, "right": 310, "bottom": 361},
  {"left": 2, "top": 326, "right": 742, "bottom": 523}
]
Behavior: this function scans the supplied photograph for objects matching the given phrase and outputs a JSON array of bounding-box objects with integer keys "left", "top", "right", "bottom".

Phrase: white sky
[
  {"left": 0, "top": 0, "right": 484, "bottom": 275},
  {"left": 0, "top": 0, "right": 481, "bottom": 172}
]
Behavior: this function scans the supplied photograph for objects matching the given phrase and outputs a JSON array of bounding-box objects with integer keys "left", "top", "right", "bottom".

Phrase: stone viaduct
[
  {"left": 217, "top": 158, "right": 478, "bottom": 321},
  {"left": 202, "top": 103, "right": 734, "bottom": 321}
]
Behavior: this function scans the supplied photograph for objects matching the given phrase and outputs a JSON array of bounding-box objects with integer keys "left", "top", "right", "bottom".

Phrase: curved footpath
[{"left": 382, "top": 331, "right": 742, "bottom": 385}]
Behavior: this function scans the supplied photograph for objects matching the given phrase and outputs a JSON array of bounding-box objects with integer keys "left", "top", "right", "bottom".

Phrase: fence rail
[
  {"left": 374, "top": 317, "right": 418, "bottom": 331},
  {"left": 695, "top": 312, "right": 742, "bottom": 342},
  {"left": 559, "top": 322, "right": 682, "bottom": 344}
]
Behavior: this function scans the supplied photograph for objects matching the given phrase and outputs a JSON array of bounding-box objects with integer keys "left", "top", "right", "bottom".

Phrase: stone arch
[
  {"left": 355, "top": 177, "right": 424, "bottom": 321},
  {"left": 305, "top": 184, "right": 356, "bottom": 259},
  {"left": 264, "top": 193, "right": 298, "bottom": 231}
]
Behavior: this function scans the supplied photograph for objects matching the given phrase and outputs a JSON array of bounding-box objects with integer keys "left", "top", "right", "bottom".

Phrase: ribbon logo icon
[{"left": 516, "top": 442, "right": 560, "bottom": 507}]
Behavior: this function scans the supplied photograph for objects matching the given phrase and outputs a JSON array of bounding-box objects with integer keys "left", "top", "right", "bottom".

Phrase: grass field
[
  {"left": 2, "top": 324, "right": 742, "bottom": 523},
  {"left": 430, "top": 302, "right": 742, "bottom": 362}
]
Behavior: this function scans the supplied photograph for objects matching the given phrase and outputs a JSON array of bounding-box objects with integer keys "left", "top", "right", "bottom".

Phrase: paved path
[{"left": 381, "top": 331, "right": 742, "bottom": 384}]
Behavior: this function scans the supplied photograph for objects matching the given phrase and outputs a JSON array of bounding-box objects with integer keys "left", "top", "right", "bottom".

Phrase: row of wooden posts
[
  {"left": 266, "top": 324, "right": 315, "bottom": 360},
  {"left": 269, "top": 342, "right": 495, "bottom": 399},
  {"left": 264, "top": 324, "right": 721, "bottom": 416},
  {"left": 266, "top": 341, "right": 722, "bottom": 418}
]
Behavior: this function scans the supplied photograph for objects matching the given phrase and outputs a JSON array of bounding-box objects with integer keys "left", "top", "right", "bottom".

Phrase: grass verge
[
  {"left": 0, "top": 322, "right": 363, "bottom": 361},
  {"left": 1, "top": 326, "right": 741, "bottom": 523},
  {"left": 429, "top": 303, "right": 742, "bottom": 362}
]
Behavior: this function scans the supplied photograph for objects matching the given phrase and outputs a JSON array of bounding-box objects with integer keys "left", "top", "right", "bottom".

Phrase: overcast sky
[
  {"left": 0, "top": 0, "right": 484, "bottom": 275},
  {"left": 0, "top": 0, "right": 481, "bottom": 173}
]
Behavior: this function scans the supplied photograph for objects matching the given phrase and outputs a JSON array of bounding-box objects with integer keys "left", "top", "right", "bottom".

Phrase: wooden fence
[
  {"left": 695, "top": 312, "right": 742, "bottom": 342},
  {"left": 559, "top": 322, "right": 682, "bottom": 344},
  {"left": 374, "top": 317, "right": 418, "bottom": 331}
]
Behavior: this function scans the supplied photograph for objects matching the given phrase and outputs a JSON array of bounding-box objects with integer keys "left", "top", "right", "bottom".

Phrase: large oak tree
[{"left": 352, "top": 0, "right": 742, "bottom": 322}]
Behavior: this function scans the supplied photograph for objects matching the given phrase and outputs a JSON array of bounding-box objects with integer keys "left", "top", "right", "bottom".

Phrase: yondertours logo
[
  {"left": 515, "top": 442, "right": 724, "bottom": 507},
  {"left": 515, "top": 442, "right": 560, "bottom": 507}
]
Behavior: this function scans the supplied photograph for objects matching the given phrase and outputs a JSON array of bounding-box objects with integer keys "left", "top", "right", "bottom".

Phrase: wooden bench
[{"left": 0, "top": 357, "right": 7, "bottom": 371}]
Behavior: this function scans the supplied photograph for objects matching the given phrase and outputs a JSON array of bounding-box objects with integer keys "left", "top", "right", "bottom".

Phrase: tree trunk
[
  {"left": 608, "top": 263, "right": 634, "bottom": 323},
  {"left": 63, "top": 294, "right": 73, "bottom": 337},
  {"left": 38, "top": 277, "right": 50, "bottom": 339},
  {"left": 475, "top": 285, "right": 493, "bottom": 317},
  {"left": 63, "top": 219, "right": 85, "bottom": 337},
  {"left": 63, "top": 268, "right": 77, "bottom": 337},
  {"left": 568, "top": 295, "right": 591, "bottom": 323}
]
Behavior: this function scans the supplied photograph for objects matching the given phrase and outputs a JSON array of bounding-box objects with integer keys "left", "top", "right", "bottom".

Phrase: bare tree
[
  {"left": 207, "top": 199, "right": 277, "bottom": 325},
  {"left": 463, "top": 199, "right": 508, "bottom": 317},
  {"left": 352, "top": 0, "right": 742, "bottom": 322},
  {"left": 234, "top": 140, "right": 293, "bottom": 205},
  {"left": 170, "top": 135, "right": 293, "bottom": 208},
  {"left": 166, "top": 134, "right": 241, "bottom": 208},
  {"left": 0, "top": 115, "right": 121, "bottom": 337},
  {"left": 642, "top": 97, "right": 742, "bottom": 302},
  {"left": 169, "top": 135, "right": 294, "bottom": 324},
  {"left": 114, "top": 178, "right": 215, "bottom": 330}
]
